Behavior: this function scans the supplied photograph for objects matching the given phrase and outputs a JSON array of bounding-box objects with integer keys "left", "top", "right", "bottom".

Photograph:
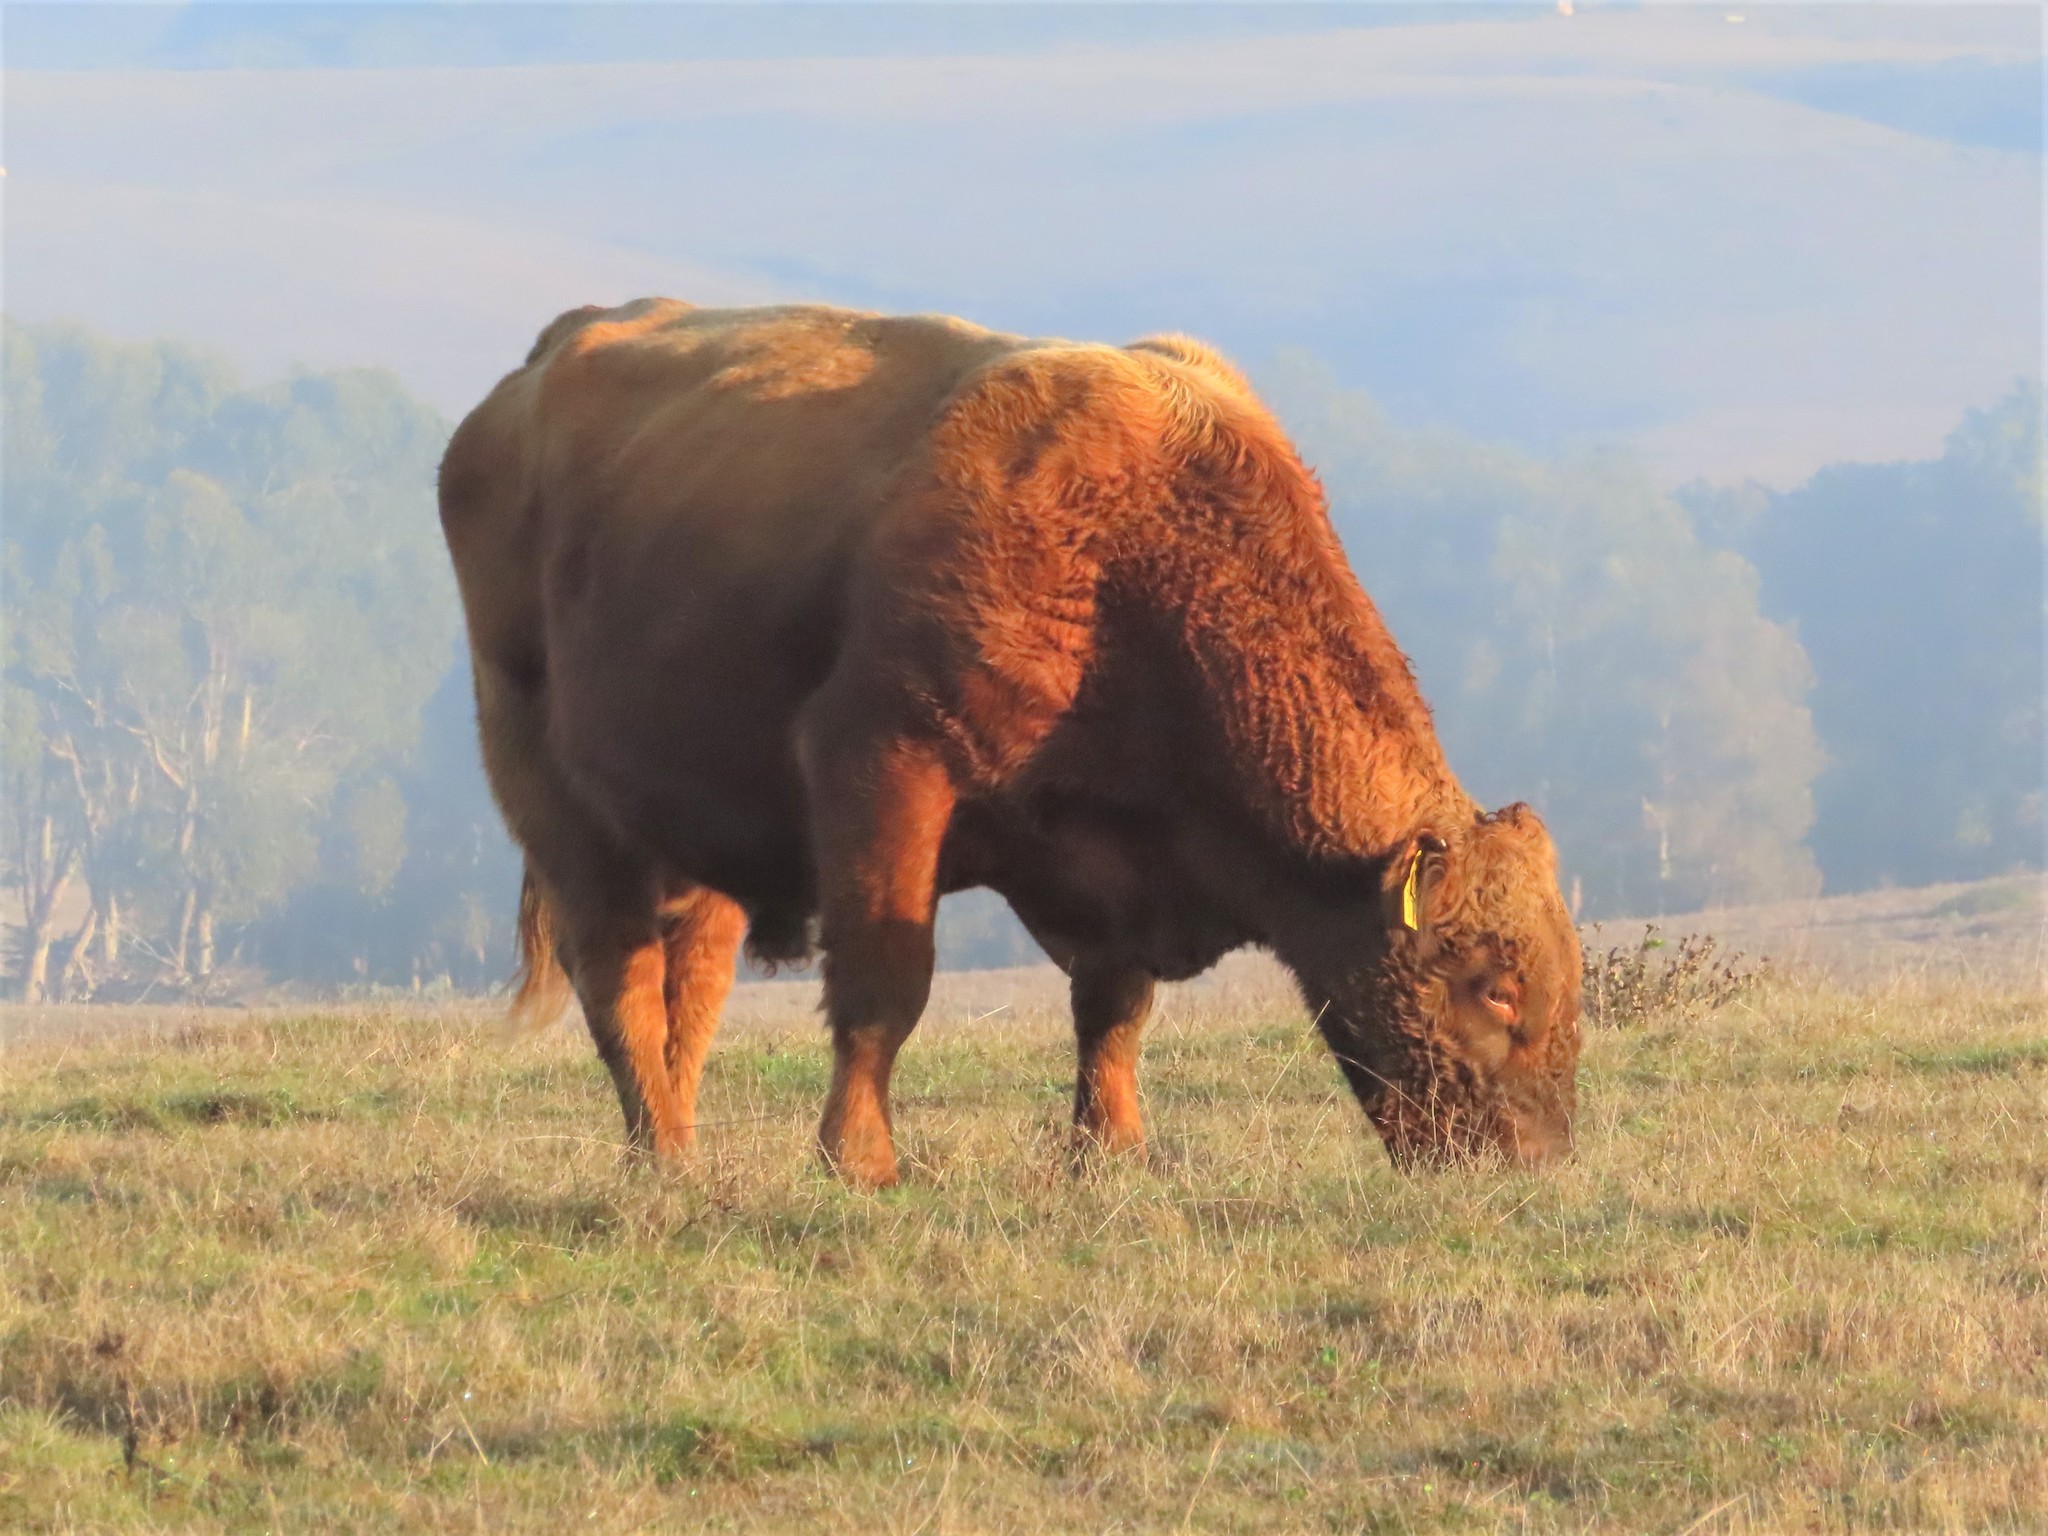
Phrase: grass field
[{"left": 1, "top": 954, "right": 2043, "bottom": 1533}]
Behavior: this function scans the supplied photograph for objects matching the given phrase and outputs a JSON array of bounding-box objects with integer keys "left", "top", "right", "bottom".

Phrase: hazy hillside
[{"left": 3, "top": 318, "right": 2040, "bottom": 999}]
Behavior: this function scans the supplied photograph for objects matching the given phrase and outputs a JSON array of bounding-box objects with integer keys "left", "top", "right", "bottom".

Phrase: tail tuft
[{"left": 506, "top": 865, "right": 574, "bottom": 1035}]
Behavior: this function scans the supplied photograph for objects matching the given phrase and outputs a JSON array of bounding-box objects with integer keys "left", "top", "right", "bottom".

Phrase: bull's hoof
[
  {"left": 649, "top": 1131, "right": 696, "bottom": 1163},
  {"left": 824, "top": 1146, "right": 900, "bottom": 1190},
  {"left": 1074, "top": 1118, "right": 1146, "bottom": 1157},
  {"left": 1070, "top": 1119, "right": 1147, "bottom": 1176},
  {"left": 623, "top": 1128, "right": 696, "bottom": 1166},
  {"left": 818, "top": 1125, "right": 901, "bottom": 1190}
]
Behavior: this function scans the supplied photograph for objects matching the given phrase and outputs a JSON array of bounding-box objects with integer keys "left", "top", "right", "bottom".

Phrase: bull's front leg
[
  {"left": 1071, "top": 957, "right": 1156, "bottom": 1155},
  {"left": 559, "top": 905, "right": 694, "bottom": 1159},
  {"left": 658, "top": 886, "right": 749, "bottom": 1154},
  {"left": 800, "top": 718, "right": 957, "bottom": 1189}
]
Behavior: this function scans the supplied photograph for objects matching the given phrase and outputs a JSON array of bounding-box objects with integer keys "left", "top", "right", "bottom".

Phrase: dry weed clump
[{"left": 1581, "top": 924, "right": 1771, "bottom": 1028}]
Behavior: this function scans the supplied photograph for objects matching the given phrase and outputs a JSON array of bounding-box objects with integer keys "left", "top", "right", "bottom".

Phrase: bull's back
[
  {"left": 531, "top": 301, "right": 1016, "bottom": 609},
  {"left": 441, "top": 300, "right": 1023, "bottom": 889}
]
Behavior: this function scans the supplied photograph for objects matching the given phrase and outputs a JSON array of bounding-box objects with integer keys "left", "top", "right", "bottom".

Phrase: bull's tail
[{"left": 506, "top": 864, "right": 575, "bottom": 1035}]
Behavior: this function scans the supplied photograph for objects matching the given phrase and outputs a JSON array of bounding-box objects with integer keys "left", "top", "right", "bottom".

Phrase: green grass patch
[
  {"left": 0, "top": 980, "right": 2043, "bottom": 1532},
  {"left": 1894, "top": 1038, "right": 2048, "bottom": 1074}
]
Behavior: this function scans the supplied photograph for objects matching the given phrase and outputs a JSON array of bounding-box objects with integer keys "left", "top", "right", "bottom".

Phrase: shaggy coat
[{"left": 439, "top": 300, "right": 1582, "bottom": 1186}]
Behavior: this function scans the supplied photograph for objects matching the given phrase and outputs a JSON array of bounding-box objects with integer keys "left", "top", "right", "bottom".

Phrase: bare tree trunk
[
  {"left": 168, "top": 764, "right": 202, "bottom": 981},
  {"left": 196, "top": 906, "right": 216, "bottom": 980},
  {"left": 17, "top": 826, "right": 76, "bottom": 1004},
  {"left": 101, "top": 892, "right": 122, "bottom": 970},
  {"left": 171, "top": 885, "right": 197, "bottom": 982},
  {"left": 20, "top": 919, "right": 56, "bottom": 1005},
  {"left": 55, "top": 906, "right": 100, "bottom": 1002}
]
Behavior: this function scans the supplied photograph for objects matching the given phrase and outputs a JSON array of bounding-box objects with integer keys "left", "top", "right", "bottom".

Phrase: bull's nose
[{"left": 1507, "top": 1115, "right": 1572, "bottom": 1167}]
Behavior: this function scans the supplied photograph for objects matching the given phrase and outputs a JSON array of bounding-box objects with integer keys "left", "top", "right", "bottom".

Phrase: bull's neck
[{"left": 1135, "top": 485, "right": 1472, "bottom": 862}]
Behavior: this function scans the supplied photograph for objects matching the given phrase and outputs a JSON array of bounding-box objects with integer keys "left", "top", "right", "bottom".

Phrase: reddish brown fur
[{"left": 440, "top": 300, "right": 1582, "bottom": 1185}]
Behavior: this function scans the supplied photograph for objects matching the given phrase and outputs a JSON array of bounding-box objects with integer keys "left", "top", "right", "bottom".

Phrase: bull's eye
[{"left": 1480, "top": 977, "right": 1521, "bottom": 1026}]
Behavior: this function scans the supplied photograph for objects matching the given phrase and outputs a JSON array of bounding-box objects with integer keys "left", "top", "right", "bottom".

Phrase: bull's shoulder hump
[
  {"left": 528, "top": 301, "right": 1023, "bottom": 413},
  {"left": 935, "top": 336, "right": 1307, "bottom": 491},
  {"left": 1124, "top": 333, "right": 1256, "bottom": 399}
]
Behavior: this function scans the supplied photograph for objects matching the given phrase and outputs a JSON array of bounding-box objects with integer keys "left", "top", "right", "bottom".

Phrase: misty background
[{"left": 2, "top": 3, "right": 2040, "bottom": 1000}]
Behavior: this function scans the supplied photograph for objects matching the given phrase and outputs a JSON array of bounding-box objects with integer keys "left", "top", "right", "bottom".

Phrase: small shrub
[{"left": 1581, "top": 925, "right": 1769, "bottom": 1028}]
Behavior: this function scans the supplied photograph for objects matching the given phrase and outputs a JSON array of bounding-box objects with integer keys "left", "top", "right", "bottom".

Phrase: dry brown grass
[{"left": 1, "top": 953, "right": 2043, "bottom": 1533}]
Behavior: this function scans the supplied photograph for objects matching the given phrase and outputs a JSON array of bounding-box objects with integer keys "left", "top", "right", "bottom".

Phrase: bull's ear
[
  {"left": 1488, "top": 801, "right": 1548, "bottom": 844},
  {"left": 1484, "top": 802, "right": 1558, "bottom": 873},
  {"left": 1385, "top": 829, "right": 1451, "bottom": 935}
]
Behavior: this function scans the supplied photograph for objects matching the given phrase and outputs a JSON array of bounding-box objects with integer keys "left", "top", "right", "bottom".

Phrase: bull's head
[{"left": 1299, "top": 803, "right": 1582, "bottom": 1167}]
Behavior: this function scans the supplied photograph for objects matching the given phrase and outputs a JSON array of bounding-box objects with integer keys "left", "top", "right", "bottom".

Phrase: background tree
[
  {"left": 2, "top": 320, "right": 457, "bottom": 997},
  {"left": 252, "top": 653, "right": 524, "bottom": 992},
  {"left": 1692, "top": 381, "right": 2044, "bottom": 890}
]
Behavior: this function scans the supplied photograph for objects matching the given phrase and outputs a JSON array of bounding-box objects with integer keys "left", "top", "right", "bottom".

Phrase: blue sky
[{"left": 5, "top": 2, "right": 2039, "bottom": 486}]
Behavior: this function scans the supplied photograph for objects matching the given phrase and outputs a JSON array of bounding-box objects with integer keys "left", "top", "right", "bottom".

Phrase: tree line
[
  {"left": 3, "top": 321, "right": 463, "bottom": 999},
  {"left": 3, "top": 319, "right": 2038, "bottom": 999}
]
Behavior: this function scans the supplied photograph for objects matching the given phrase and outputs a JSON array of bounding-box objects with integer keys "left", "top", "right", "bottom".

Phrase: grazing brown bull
[{"left": 438, "top": 299, "right": 1581, "bottom": 1187}]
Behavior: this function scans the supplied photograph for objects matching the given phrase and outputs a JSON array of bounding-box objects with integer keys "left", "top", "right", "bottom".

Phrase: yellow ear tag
[{"left": 1400, "top": 849, "right": 1422, "bottom": 931}]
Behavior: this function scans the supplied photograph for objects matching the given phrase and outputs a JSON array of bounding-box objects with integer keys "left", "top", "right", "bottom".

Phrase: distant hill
[{"left": 1584, "top": 873, "right": 2045, "bottom": 992}]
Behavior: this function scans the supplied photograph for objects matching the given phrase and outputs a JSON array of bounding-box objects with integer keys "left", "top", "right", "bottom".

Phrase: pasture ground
[{"left": 1, "top": 900, "right": 2043, "bottom": 1532}]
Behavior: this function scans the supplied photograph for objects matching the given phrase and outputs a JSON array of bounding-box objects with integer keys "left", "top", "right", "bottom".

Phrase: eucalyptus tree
[
  {"left": 2, "top": 320, "right": 457, "bottom": 997},
  {"left": 1729, "top": 381, "right": 2043, "bottom": 889}
]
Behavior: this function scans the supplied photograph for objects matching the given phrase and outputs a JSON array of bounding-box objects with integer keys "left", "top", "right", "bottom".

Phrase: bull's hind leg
[
  {"left": 470, "top": 659, "right": 688, "bottom": 1156},
  {"left": 798, "top": 720, "right": 956, "bottom": 1189},
  {"left": 659, "top": 887, "right": 748, "bottom": 1151},
  {"left": 557, "top": 901, "right": 694, "bottom": 1158},
  {"left": 1071, "top": 958, "right": 1156, "bottom": 1154}
]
